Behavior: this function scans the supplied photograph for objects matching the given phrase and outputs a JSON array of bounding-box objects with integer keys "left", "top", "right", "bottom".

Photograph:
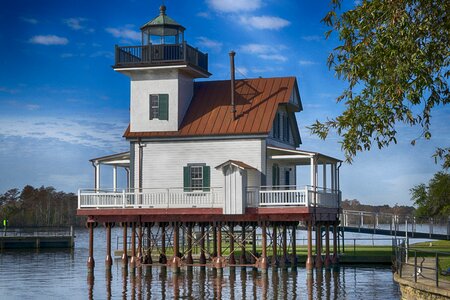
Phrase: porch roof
[
  {"left": 90, "top": 151, "right": 130, "bottom": 168},
  {"left": 267, "top": 145, "right": 342, "bottom": 165},
  {"left": 215, "top": 160, "right": 257, "bottom": 170}
]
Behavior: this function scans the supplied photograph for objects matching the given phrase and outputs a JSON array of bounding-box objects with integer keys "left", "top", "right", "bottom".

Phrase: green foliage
[
  {"left": 410, "top": 171, "right": 450, "bottom": 218},
  {"left": 310, "top": 0, "right": 450, "bottom": 165},
  {"left": 0, "top": 185, "right": 85, "bottom": 227}
]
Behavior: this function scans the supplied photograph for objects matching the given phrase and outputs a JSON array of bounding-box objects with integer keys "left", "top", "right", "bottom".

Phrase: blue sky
[{"left": 0, "top": 0, "right": 448, "bottom": 206}]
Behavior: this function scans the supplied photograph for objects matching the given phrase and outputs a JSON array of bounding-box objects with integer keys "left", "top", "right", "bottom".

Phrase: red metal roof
[{"left": 124, "top": 76, "right": 299, "bottom": 138}]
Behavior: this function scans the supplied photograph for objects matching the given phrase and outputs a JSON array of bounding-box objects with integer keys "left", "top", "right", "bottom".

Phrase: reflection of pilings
[
  {"left": 306, "top": 272, "right": 313, "bottom": 300},
  {"left": 87, "top": 221, "right": 95, "bottom": 272},
  {"left": 229, "top": 223, "right": 236, "bottom": 265},
  {"left": 87, "top": 273, "right": 94, "bottom": 300},
  {"left": 121, "top": 267, "right": 128, "bottom": 299},
  {"left": 105, "top": 269, "right": 112, "bottom": 300},
  {"left": 325, "top": 223, "right": 331, "bottom": 268},
  {"left": 105, "top": 222, "right": 113, "bottom": 269},
  {"left": 199, "top": 223, "right": 206, "bottom": 264},
  {"left": 306, "top": 221, "right": 314, "bottom": 272},
  {"left": 271, "top": 224, "right": 278, "bottom": 267},
  {"left": 240, "top": 223, "right": 247, "bottom": 264},
  {"left": 122, "top": 223, "right": 128, "bottom": 268},
  {"left": 214, "top": 222, "right": 223, "bottom": 268}
]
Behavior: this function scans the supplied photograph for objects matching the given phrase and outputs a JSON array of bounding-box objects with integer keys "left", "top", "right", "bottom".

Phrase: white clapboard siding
[{"left": 135, "top": 139, "right": 265, "bottom": 190}]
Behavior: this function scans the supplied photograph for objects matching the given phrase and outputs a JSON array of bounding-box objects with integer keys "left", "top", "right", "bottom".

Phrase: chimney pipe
[{"left": 229, "top": 51, "right": 236, "bottom": 120}]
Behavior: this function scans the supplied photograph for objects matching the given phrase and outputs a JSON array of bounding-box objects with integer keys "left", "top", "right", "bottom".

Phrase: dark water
[{"left": 0, "top": 228, "right": 401, "bottom": 299}]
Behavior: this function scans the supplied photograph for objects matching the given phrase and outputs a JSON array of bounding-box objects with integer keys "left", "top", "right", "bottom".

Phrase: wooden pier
[{"left": 0, "top": 227, "right": 75, "bottom": 249}]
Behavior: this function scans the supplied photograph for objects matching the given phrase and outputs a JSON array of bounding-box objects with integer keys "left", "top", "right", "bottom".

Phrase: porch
[{"left": 77, "top": 185, "right": 340, "bottom": 210}]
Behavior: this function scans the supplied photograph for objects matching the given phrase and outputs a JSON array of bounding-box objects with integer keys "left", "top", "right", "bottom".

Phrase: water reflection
[{"left": 94, "top": 265, "right": 398, "bottom": 300}]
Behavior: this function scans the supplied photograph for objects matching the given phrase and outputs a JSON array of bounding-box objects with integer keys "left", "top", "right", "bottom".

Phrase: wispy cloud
[
  {"left": 63, "top": 17, "right": 94, "bottom": 32},
  {"left": 20, "top": 17, "right": 38, "bottom": 24},
  {"left": 240, "top": 43, "right": 288, "bottom": 62},
  {"left": 301, "top": 35, "right": 323, "bottom": 42},
  {"left": 0, "top": 116, "right": 128, "bottom": 152},
  {"left": 239, "top": 15, "right": 290, "bottom": 30},
  {"left": 206, "top": 0, "right": 262, "bottom": 13},
  {"left": 298, "top": 60, "right": 317, "bottom": 66},
  {"left": 197, "top": 12, "right": 211, "bottom": 19},
  {"left": 29, "top": 35, "right": 69, "bottom": 45},
  {"left": 196, "top": 37, "right": 222, "bottom": 52},
  {"left": 0, "top": 87, "right": 19, "bottom": 94},
  {"left": 89, "top": 51, "right": 114, "bottom": 59},
  {"left": 25, "top": 104, "right": 40, "bottom": 111},
  {"left": 105, "top": 26, "right": 140, "bottom": 42}
]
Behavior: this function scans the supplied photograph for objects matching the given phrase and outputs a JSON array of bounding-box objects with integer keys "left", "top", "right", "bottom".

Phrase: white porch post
[
  {"left": 323, "top": 163, "right": 327, "bottom": 190},
  {"left": 331, "top": 164, "right": 335, "bottom": 192},
  {"left": 125, "top": 168, "right": 130, "bottom": 190},
  {"left": 94, "top": 161, "right": 100, "bottom": 191},
  {"left": 310, "top": 157, "right": 314, "bottom": 188},
  {"left": 113, "top": 166, "right": 117, "bottom": 192}
]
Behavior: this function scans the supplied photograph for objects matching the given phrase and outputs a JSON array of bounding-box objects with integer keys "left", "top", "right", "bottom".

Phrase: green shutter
[
  {"left": 203, "top": 166, "right": 210, "bottom": 192},
  {"left": 159, "top": 94, "right": 169, "bottom": 120},
  {"left": 183, "top": 166, "right": 190, "bottom": 192}
]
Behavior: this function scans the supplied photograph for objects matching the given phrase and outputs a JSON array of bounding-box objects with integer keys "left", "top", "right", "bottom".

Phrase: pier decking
[{"left": 0, "top": 228, "right": 75, "bottom": 249}]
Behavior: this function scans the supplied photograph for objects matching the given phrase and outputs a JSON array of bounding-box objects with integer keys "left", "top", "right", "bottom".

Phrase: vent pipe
[{"left": 229, "top": 51, "right": 236, "bottom": 120}]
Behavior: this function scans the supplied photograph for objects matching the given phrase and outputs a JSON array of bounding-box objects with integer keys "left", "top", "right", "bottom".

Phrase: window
[
  {"left": 183, "top": 164, "right": 210, "bottom": 192},
  {"left": 272, "top": 164, "right": 280, "bottom": 187},
  {"left": 283, "top": 114, "right": 290, "bottom": 142},
  {"left": 273, "top": 112, "right": 280, "bottom": 139},
  {"left": 149, "top": 94, "right": 169, "bottom": 120}
]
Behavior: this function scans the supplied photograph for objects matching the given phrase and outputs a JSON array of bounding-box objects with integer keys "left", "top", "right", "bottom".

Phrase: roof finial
[{"left": 160, "top": 2, "right": 166, "bottom": 15}]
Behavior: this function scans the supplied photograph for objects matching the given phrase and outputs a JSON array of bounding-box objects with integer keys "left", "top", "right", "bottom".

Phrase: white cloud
[
  {"left": 239, "top": 43, "right": 288, "bottom": 62},
  {"left": 299, "top": 60, "right": 317, "bottom": 66},
  {"left": 301, "top": 35, "right": 323, "bottom": 42},
  {"left": 0, "top": 87, "right": 19, "bottom": 94},
  {"left": 105, "top": 26, "right": 140, "bottom": 41},
  {"left": 206, "top": 0, "right": 262, "bottom": 13},
  {"left": 20, "top": 17, "right": 38, "bottom": 24},
  {"left": 197, "top": 12, "right": 211, "bottom": 19},
  {"left": 25, "top": 104, "right": 40, "bottom": 111},
  {"left": 29, "top": 35, "right": 69, "bottom": 45},
  {"left": 63, "top": 17, "right": 87, "bottom": 30},
  {"left": 236, "top": 67, "right": 248, "bottom": 77},
  {"left": 240, "top": 15, "right": 290, "bottom": 30},
  {"left": 196, "top": 37, "right": 223, "bottom": 52},
  {"left": 259, "top": 54, "right": 287, "bottom": 62}
]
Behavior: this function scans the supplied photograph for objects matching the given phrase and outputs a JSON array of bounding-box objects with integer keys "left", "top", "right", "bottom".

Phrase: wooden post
[
  {"left": 171, "top": 222, "right": 180, "bottom": 268},
  {"left": 199, "top": 223, "right": 206, "bottom": 264},
  {"left": 291, "top": 224, "right": 297, "bottom": 266},
  {"left": 332, "top": 222, "right": 339, "bottom": 264},
  {"left": 252, "top": 224, "right": 257, "bottom": 264},
  {"left": 260, "top": 222, "right": 268, "bottom": 269},
  {"left": 229, "top": 223, "right": 236, "bottom": 265},
  {"left": 215, "top": 223, "right": 223, "bottom": 268},
  {"left": 212, "top": 224, "right": 218, "bottom": 257},
  {"left": 281, "top": 223, "right": 288, "bottom": 267},
  {"left": 87, "top": 222, "right": 95, "bottom": 272},
  {"left": 186, "top": 223, "right": 193, "bottom": 264},
  {"left": 130, "top": 222, "right": 136, "bottom": 269},
  {"left": 315, "top": 222, "right": 323, "bottom": 268},
  {"left": 105, "top": 222, "right": 113, "bottom": 269},
  {"left": 160, "top": 223, "right": 167, "bottom": 264},
  {"left": 306, "top": 221, "right": 314, "bottom": 272},
  {"left": 325, "top": 223, "right": 331, "bottom": 268},
  {"left": 240, "top": 223, "right": 247, "bottom": 264},
  {"left": 271, "top": 223, "right": 278, "bottom": 267},
  {"left": 137, "top": 222, "right": 142, "bottom": 264},
  {"left": 122, "top": 223, "right": 128, "bottom": 268}
]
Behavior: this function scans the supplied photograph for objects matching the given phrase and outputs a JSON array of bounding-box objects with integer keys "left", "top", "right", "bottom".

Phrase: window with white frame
[
  {"left": 183, "top": 164, "right": 211, "bottom": 192},
  {"left": 149, "top": 94, "right": 169, "bottom": 120}
]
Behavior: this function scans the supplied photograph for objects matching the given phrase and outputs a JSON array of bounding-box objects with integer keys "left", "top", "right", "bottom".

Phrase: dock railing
[{"left": 393, "top": 239, "right": 450, "bottom": 288}]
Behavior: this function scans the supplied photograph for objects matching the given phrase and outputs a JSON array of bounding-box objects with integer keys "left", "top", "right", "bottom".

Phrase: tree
[
  {"left": 410, "top": 171, "right": 450, "bottom": 218},
  {"left": 310, "top": 0, "right": 450, "bottom": 166}
]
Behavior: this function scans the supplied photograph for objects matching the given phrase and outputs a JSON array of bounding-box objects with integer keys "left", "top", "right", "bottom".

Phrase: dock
[{"left": 0, "top": 227, "right": 75, "bottom": 249}]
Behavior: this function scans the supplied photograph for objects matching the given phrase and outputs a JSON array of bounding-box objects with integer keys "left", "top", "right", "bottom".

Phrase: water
[{"left": 0, "top": 228, "right": 401, "bottom": 299}]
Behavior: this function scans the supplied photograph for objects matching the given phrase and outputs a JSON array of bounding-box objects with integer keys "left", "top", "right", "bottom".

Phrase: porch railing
[
  {"left": 114, "top": 42, "right": 208, "bottom": 72},
  {"left": 78, "top": 188, "right": 222, "bottom": 209},
  {"left": 246, "top": 186, "right": 340, "bottom": 208}
]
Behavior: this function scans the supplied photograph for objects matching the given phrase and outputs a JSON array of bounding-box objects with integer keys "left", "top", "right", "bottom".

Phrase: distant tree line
[
  {"left": 0, "top": 185, "right": 86, "bottom": 227},
  {"left": 341, "top": 199, "right": 416, "bottom": 216}
]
